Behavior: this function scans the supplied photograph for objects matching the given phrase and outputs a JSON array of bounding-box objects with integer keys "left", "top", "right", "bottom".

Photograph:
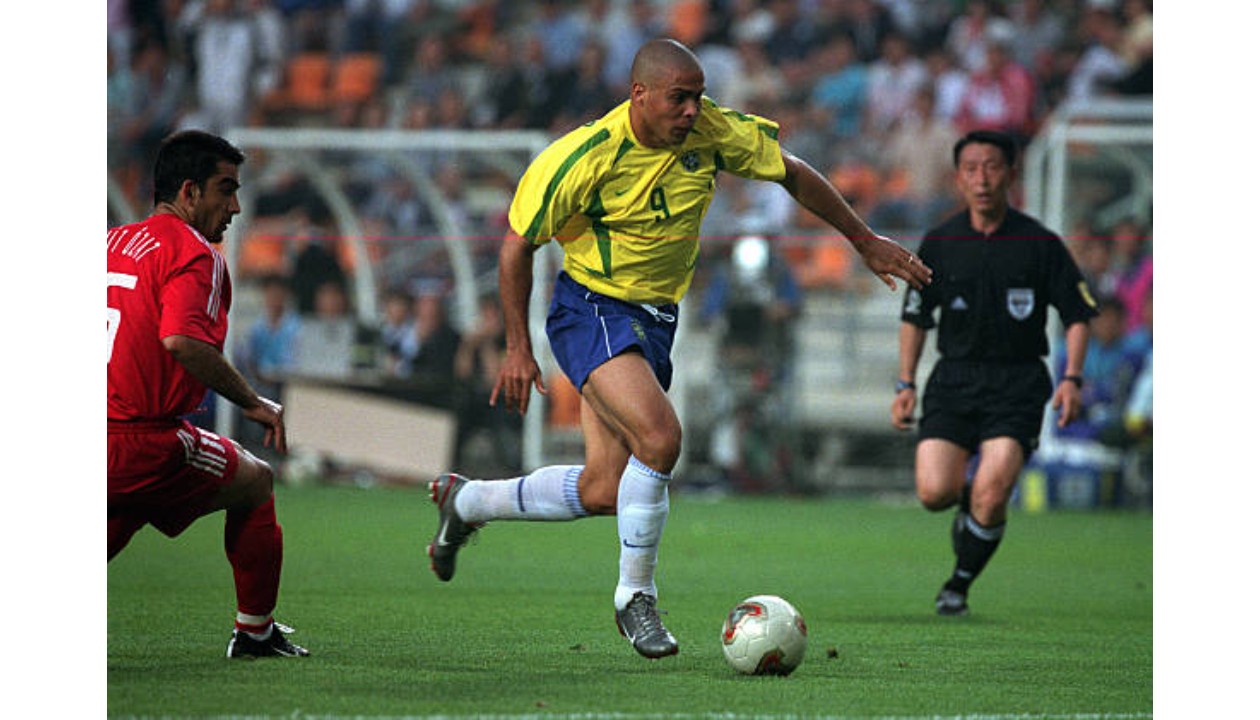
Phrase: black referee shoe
[{"left": 935, "top": 588, "right": 970, "bottom": 617}]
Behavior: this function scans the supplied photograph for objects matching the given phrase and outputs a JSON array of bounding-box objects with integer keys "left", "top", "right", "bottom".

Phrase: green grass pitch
[{"left": 107, "top": 484, "right": 1152, "bottom": 719}]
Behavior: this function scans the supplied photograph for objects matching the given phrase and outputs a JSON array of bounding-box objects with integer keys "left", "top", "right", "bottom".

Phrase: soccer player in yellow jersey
[{"left": 426, "top": 38, "right": 932, "bottom": 659}]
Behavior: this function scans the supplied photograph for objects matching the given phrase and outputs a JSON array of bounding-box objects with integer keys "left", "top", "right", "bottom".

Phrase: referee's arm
[
  {"left": 1051, "top": 320, "right": 1091, "bottom": 427},
  {"left": 891, "top": 321, "right": 928, "bottom": 431}
]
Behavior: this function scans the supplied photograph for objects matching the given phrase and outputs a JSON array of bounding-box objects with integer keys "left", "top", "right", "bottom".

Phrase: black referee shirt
[{"left": 900, "top": 208, "right": 1099, "bottom": 362}]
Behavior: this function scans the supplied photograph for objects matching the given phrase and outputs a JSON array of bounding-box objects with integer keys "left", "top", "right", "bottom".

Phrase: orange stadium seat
[
  {"left": 331, "top": 53, "right": 382, "bottom": 105},
  {"left": 283, "top": 52, "right": 333, "bottom": 110}
]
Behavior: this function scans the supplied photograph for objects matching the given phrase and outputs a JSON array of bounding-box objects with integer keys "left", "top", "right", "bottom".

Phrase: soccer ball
[{"left": 720, "top": 594, "right": 808, "bottom": 676}]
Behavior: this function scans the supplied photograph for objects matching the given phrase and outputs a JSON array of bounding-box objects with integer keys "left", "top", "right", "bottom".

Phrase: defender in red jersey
[{"left": 107, "top": 130, "right": 308, "bottom": 658}]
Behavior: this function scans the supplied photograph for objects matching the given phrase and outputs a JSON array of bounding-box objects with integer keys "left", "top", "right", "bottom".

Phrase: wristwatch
[
  {"left": 895, "top": 379, "right": 916, "bottom": 393},
  {"left": 1062, "top": 375, "right": 1083, "bottom": 388}
]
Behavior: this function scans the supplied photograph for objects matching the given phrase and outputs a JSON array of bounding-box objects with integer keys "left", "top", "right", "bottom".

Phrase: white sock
[
  {"left": 614, "top": 457, "right": 671, "bottom": 610},
  {"left": 454, "top": 465, "right": 587, "bottom": 523}
]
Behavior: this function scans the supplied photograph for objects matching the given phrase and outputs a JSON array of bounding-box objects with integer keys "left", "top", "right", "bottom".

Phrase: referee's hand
[{"left": 891, "top": 388, "right": 917, "bottom": 431}]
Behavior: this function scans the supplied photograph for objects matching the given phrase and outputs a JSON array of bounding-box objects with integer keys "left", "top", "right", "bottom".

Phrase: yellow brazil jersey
[{"left": 508, "top": 97, "right": 786, "bottom": 305}]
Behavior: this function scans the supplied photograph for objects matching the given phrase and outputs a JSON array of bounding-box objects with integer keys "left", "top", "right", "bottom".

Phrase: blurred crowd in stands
[
  {"left": 109, "top": 0, "right": 1153, "bottom": 229},
  {"left": 108, "top": 0, "right": 1152, "bottom": 491}
]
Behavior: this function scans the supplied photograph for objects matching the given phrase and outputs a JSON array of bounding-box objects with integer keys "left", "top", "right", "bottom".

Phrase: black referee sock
[{"left": 945, "top": 514, "right": 1005, "bottom": 595}]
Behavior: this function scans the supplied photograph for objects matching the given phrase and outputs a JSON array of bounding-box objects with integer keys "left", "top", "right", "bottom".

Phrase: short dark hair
[
  {"left": 152, "top": 129, "right": 245, "bottom": 205},
  {"left": 953, "top": 129, "right": 1017, "bottom": 168}
]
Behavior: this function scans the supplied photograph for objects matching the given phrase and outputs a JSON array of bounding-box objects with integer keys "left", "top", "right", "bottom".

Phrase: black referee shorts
[{"left": 918, "top": 359, "right": 1053, "bottom": 458}]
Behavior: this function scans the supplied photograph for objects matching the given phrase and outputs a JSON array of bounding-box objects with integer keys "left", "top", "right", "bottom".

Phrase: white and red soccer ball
[{"left": 720, "top": 594, "right": 808, "bottom": 676}]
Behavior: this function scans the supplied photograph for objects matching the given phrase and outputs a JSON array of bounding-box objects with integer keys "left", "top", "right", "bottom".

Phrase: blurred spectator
[
  {"left": 290, "top": 230, "right": 348, "bottom": 315},
  {"left": 729, "top": 0, "right": 775, "bottom": 46},
  {"left": 452, "top": 293, "right": 522, "bottom": 477},
  {"left": 831, "top": 0, "right": 898, "bottom": 64},
  {"left": 699, "top": 234, "right": 803, "bottom": 491},
  {"left": 1053, "top": 296, "right": 1143, "bottom": 443},
  {"left": 762, "top": 0, "right": 820, "bottom": 91},
  {"left": 186, "top": 0, "right": 259, "bottom": 133},
  {"left": 292, "top": 278, "right": 370, "bottom": 380},
  {"left": 954, "top": 23, "right": 1039, "bottom": 144},
  {"left": 1122, "top": 348, "right": 1152, "bottom": 470},
  {"left": 727, "top": 38, "right": 787, "bottom": 114},
  {"left": 434, "top": 86, "right": 472, "bottom": 129},
  {"left": 695, "top": 39, "right": 742, "bottom": 109},
  {"left": 551, "top": 41, "right": 618, "bottom": 131},
  {"left": 729, "top": 174, "right": 795, "bottom": 240},
  {"left": 590, "top": 0, "right": 662, "bottom": 92},
  {"left": 1107, "top": 216, "right": 1153, "bottom": 333},
  {"left": 240, "top": 273, "right": 301, "bottom": 454},
  {"left": 1112, "top": 0, "right": 1153, "bottom": 95},
  {"left": 530, "top": 0, "right": 589, "bottom": 74},
  {"left": 109, "top": 39, "right": 189, "bottom": 204},
  {"left": 1065, "top": 4, "right": 1129, "bottom": 103},
  {"left": 404, "top": 34, "right": 461, "bottom": 108},
  {"left": 808, "top": 34, "right": 868, "bottom": 145},
  {"left": 245, "top": 0, "right": 287, "bottom": 107},
  {"left": 923, "top": 44, "right": 968, "bottom": 123},
  {"left": 864, "top": 31, "right": 930, "bottom": 141},
  {"left": 1008, "top": 0, "right": 1067, "bottom": 81},
  {"left": 108, "top": 0, "right": 134, "bottom": 69},
  {"left": 517, "top": 33, "right": 568, "bottom": 130},
  {"left": 1071, "top": 233, "right": 1120, "bottom": 299},
  {"left": 472, "top": 33, "right": 531, "bottom": 128},
  {"left": 378, "top": 286, "right": 414, "bottom": 378},
  {"left": 873, "top": 85, "right": 959, "bottom": 231},
  {"left": 946, "top": 0, "right": 1013, "bottom": 73},
  {"left": 395, "top": 284, "right": 462, "bottom": 389}
]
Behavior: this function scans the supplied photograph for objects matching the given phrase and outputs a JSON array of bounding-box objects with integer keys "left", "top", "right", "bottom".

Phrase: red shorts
[{"left": 108, "top": 419, "right": 241, "bottom": 538}]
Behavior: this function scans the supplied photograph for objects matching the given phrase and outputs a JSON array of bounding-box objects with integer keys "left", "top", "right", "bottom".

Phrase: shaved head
[{"left": 631, "top": 38, "right": 703, "bottom": 88}]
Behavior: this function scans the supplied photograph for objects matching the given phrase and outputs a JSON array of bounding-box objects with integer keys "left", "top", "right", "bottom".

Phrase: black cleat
[
  {"left": 615, "top": 592, "right": 679, "bottom": 659},
  {"left": 935, "top": 588, "right": 970, "bottom": 617},
  {"left": 427, "top": 473, "right": 482, "bottom": 582},
  {"left": 227, "top": 622, "right": 310, "bottom": 658}
]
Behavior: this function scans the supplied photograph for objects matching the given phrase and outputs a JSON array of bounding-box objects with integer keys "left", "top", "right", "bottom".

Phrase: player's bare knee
[
  {"left": 632, "top": 424, "right": 682, "bottom": 473},
  {"left": 235, "top": 454, "right": 275, "bottom": 507},
  {"left": 915, "top": 481, "right": 955, "bottom": 512}
]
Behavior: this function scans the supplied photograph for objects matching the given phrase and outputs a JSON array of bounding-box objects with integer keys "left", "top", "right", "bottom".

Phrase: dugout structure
[
  {"left": 218, "top": 129, "right": 556, "bottom": 473},
  {"left": 1022, "top": 97, "right": 1154, "bottom": 508}
]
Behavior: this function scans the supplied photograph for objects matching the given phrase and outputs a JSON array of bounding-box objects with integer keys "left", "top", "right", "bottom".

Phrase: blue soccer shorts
[{"left": 545, "top": 271, "right": 679, "bottom": 392}]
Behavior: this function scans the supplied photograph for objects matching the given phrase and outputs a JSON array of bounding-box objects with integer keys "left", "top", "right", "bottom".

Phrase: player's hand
[
  {"left": 1051, "top": 381, "right": 1083, "bottom": 428},
  {"left": 490, "top": 347, "right": 547, "bottom": 415},
  {"left": 858, "top": 235, "right": 932, "bottom": 291},
  {"left": 243, "top": 396, "right": 287, "bottom": 455},
  {"left": 891, "top": 388, "right": 917, "bottom": 431}
]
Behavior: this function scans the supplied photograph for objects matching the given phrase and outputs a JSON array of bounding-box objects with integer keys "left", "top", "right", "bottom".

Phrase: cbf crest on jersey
[
  {"left": 680, "top": 150, "right": 700, "bottom": 172},
  {"left": 1007, "top": 288, "right": 1034, "bottom": 320}
]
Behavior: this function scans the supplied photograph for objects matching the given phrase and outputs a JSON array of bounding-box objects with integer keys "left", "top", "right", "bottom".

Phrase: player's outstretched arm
[
  {"left": 163, "top": 334, "right": 287, "bottom": 453},
  {"left": 490, "top": 231, "right": 547, "bottom": 415},
  {"left": 777, "top": 150, "right": 931, "bottom": 291}
]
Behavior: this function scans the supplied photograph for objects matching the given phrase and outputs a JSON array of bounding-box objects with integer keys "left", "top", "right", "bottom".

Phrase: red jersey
[{"left": 107, "top": 213, "right": 233, "bottom": 421}]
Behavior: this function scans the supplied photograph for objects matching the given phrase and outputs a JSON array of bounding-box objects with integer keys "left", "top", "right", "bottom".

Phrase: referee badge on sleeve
[
  {"left": 1007, "top": 288, "right": 1034, "bottom": 320},
  {"left": 904, "top": 288, "right": 922, "bottom": 315}
]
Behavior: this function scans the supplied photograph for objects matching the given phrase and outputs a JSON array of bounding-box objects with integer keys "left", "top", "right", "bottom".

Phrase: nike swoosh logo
[{"left": 622, "top": 540, "right": 657, "bottom": 549}]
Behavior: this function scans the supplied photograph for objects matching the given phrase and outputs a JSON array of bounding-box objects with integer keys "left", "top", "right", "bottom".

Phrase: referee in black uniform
[{"left": 892, "top": 130, "right": 1098, "bottom": 616}]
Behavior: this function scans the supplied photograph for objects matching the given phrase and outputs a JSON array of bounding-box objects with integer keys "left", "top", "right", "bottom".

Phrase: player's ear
[
  {"left": 178, "top": 179, "right": 202, "bottom": 204},
  {"left": 630, "top": 81, "right": 648, "bottom": 104}
]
